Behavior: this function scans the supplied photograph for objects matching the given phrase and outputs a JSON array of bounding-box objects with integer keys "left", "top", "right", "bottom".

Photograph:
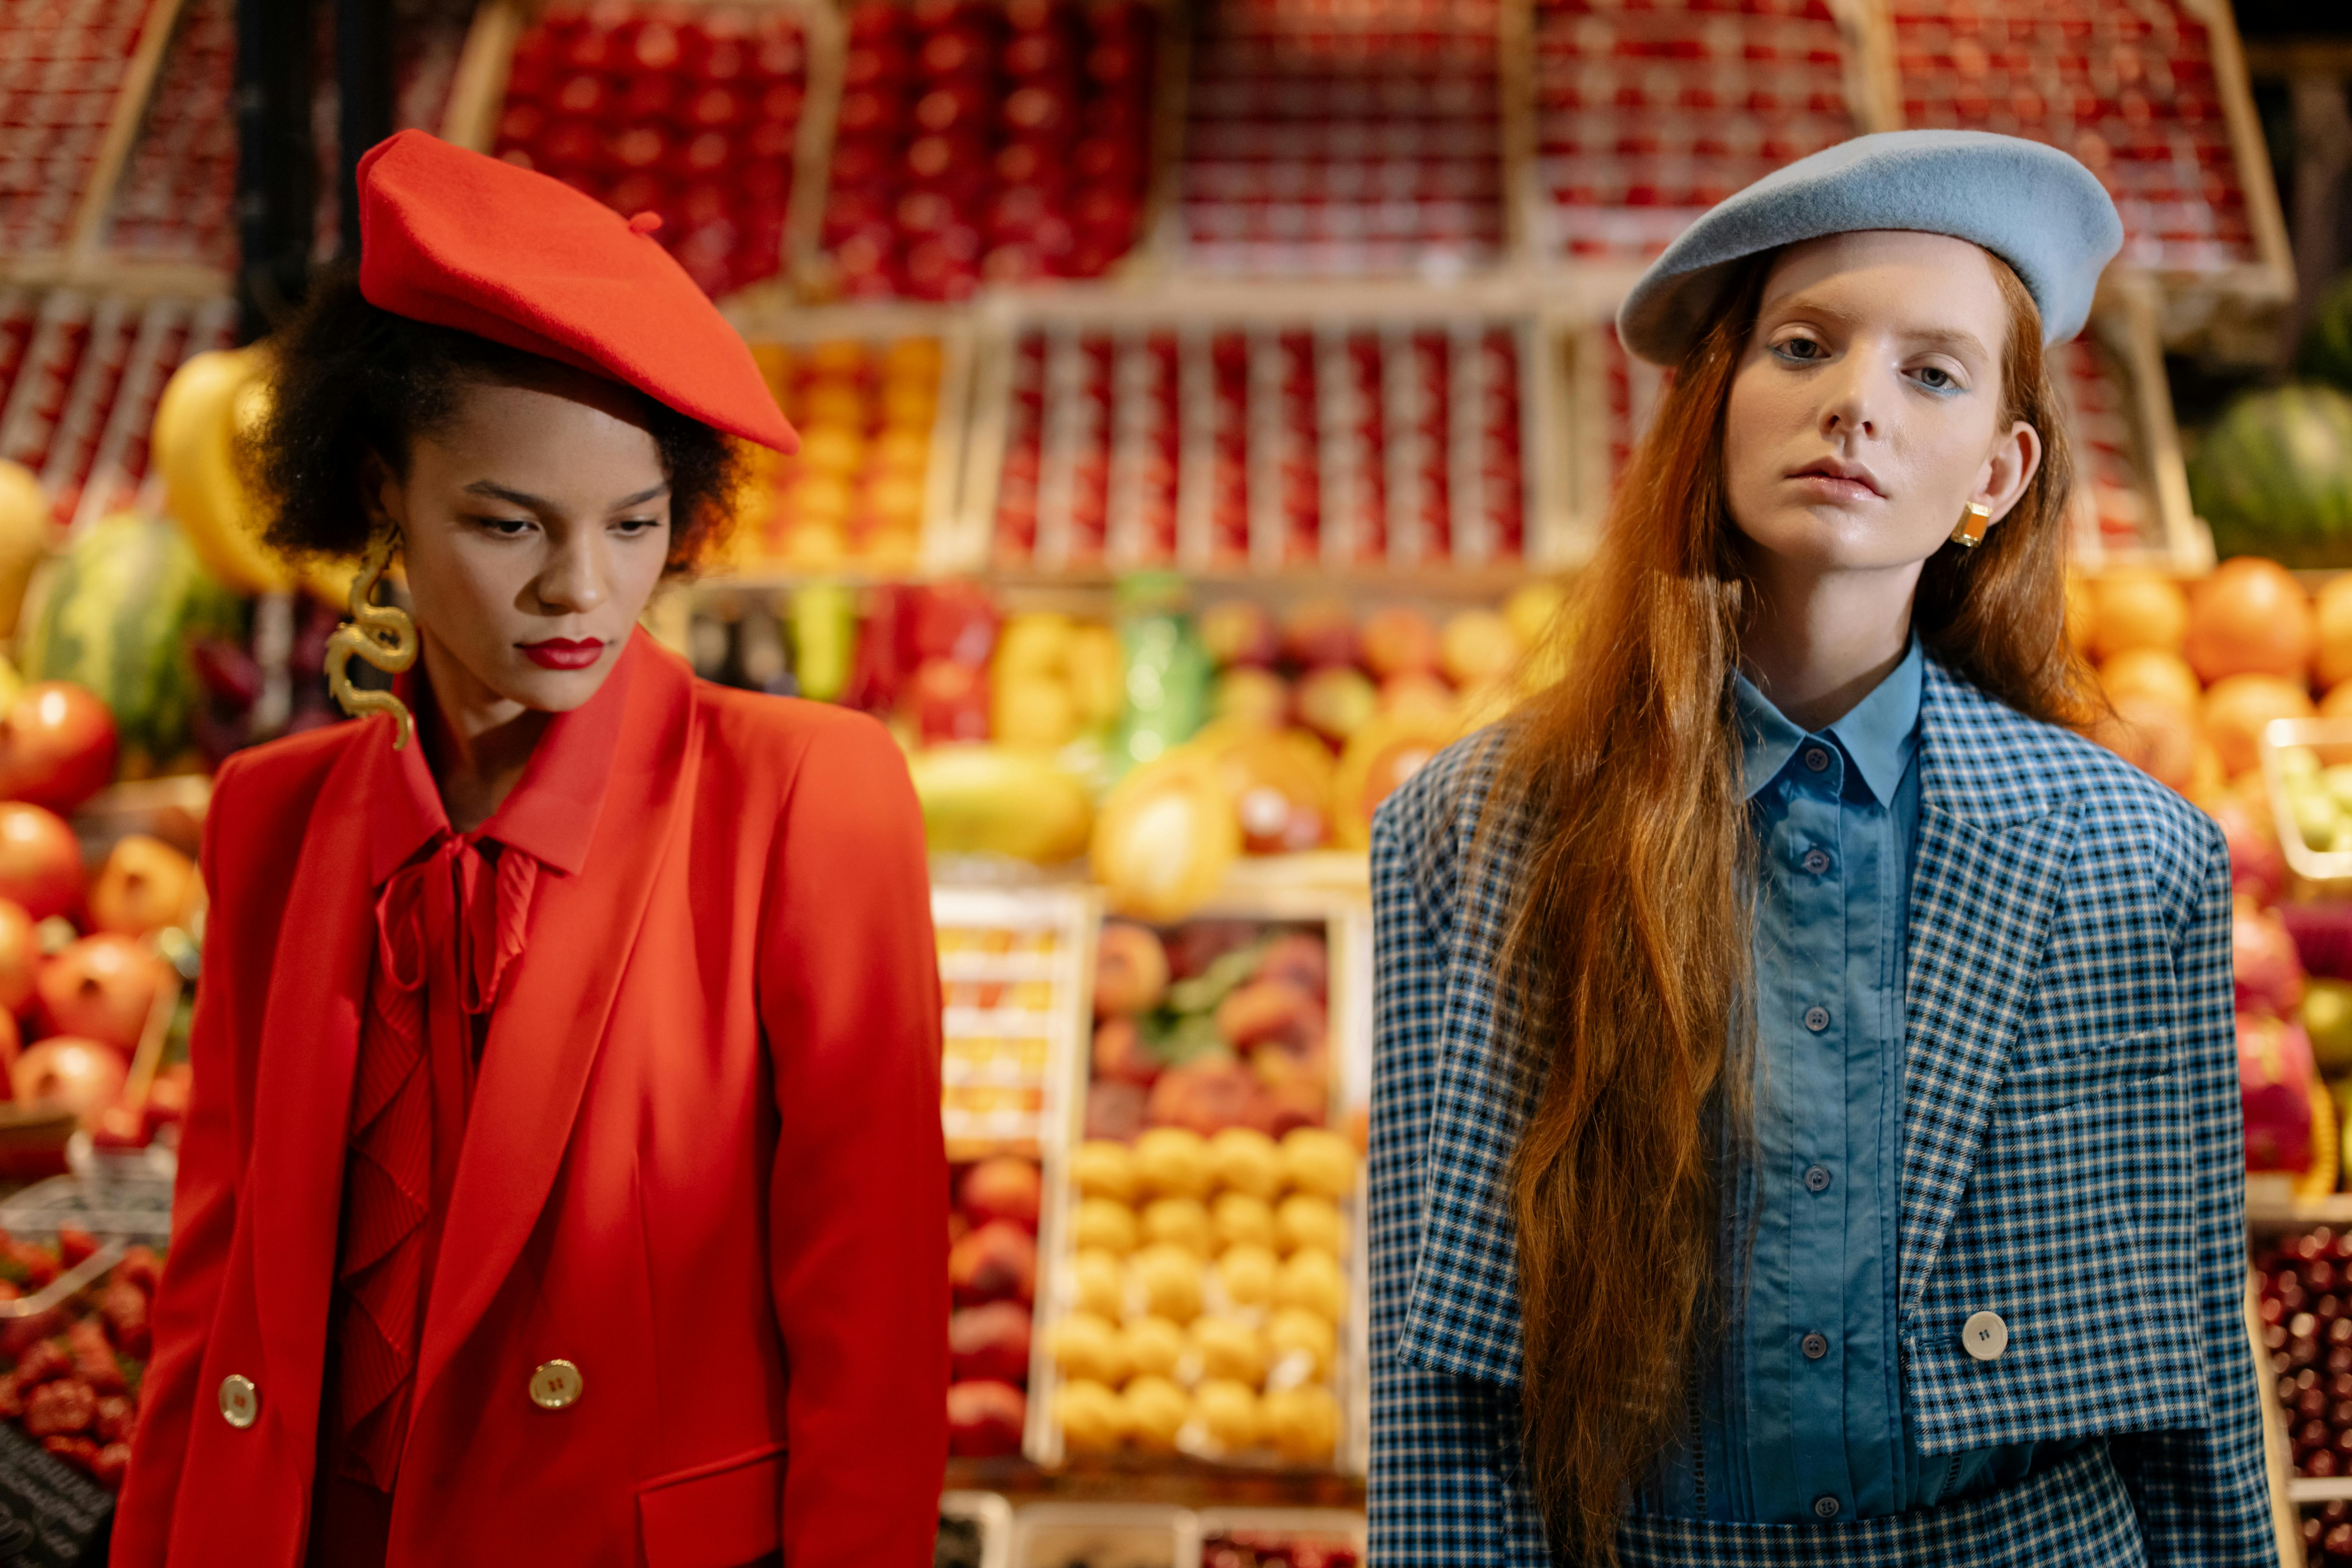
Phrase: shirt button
[
  {"left": 1813, "top": 1496, "right": 1841, "bottom": 1520},
  {"left": 1804, "top": 1165, "right": 1832, "bottom": 1193},
  {"left": 1801, "top": 848, "right": 1831, "bottom": 874},
  {"left": 1802, "top": 1332, "right": 1829, "bottom": 1360},
  {"left": 1803, "top": 747, "right": 1831, "bottom": 773},
  {"left": 1803, "top": 1005, "right": 1830, "bottom": 1033},
  {"left": 218, "top": 1374, "right": 259, "bottom": 1429}
]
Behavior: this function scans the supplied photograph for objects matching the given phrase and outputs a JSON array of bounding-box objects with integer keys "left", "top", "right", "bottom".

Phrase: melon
[
  {"left": 19, "top": 513, "right": 245, "bottom": 779},
  {"left": 1090, "top": 750, "right": 1240, "bottom": 921},
  {"left": 2188, "top": 385, "right": 2352, "bottom": 568}
]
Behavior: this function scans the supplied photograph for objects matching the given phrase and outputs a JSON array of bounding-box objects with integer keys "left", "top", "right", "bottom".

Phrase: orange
[
  {"left": 2087, "top": 567, "right": 2188, "bottom": 660},
  {"left": 2202, "top": 671, "right": 2315, "bottom": 777},
  {"left": 2097, "top": 647, "right": 2201, "bottom": 717},
  {"left": 2318, "top": 574, "right": 2352, "bottom": 689},
  {"left": 2183, "top": 558, "right": 2315, "bottom": 683}
]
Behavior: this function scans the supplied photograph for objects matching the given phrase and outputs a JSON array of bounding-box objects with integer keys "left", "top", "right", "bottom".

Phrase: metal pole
[
  {"left": 234, "top": 0, "right": 317, "bottom": 342},
  {"left": 335, "top": 0, "right": 394, "bottom": 262}
]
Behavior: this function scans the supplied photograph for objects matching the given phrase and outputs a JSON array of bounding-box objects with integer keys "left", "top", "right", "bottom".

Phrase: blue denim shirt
[{"left": 1646, "top": 639, "right": 2070, "bottom": 1523}]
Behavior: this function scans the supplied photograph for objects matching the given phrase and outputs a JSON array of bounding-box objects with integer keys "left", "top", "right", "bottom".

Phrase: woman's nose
[
  {"left": 1817, "top": 359, "right": 1877, "bottom": 440},
  {"left": 534, "top": 535, "right": 609, "bottom": 614}
]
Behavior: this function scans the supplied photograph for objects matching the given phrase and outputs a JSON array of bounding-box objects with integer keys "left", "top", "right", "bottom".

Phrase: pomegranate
[
  {"left": 2211, "top": 796, "right": 2286, "bottom": 908},
  {"left": 2234, "top": 897, "right": 2306, "bottom": 1017},
  {"left": 958, "top": 1156, "right": 1042, "bottom": 1231},
  {"left": 0, "top": 684, "right": 115, "bottom": 813},
  {"left": 0, "top": 804, "right": 81, "bottom": 922},
  {"left": 0, "top": 897, "right": 37, "bottom": 1013},
  {"left": 10, "top": 1037, "right": 127, "bottom": 1128},
  {"left": 945, "top": 1378, "right": 1025, "bottom": 1458},
  {"left": 86, "top": 834, "right": 196, "bottom": 937},
  {"left": 37, "top": 934, "right": 166, "bottom": 1053},
  {"left": 2240, "top": 1011, "right": 2317, "bottom": 1173}
]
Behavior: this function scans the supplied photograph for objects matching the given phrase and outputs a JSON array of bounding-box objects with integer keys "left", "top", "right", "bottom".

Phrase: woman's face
[
  {"left": 1722, "top": 229, "right": 2041, "bottom": 577},
  {"left": 372, "top": 370, "right": 672, "bottom": 714}
]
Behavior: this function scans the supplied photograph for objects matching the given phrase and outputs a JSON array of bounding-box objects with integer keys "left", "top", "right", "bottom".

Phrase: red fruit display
[
  {"left": 948, "top": 1219, "right": 1038, "bottom": 1306},
  {"left": 0, "top": 899, "right": 40, "bottom": 1015},
  {"left": 37, "top": 935, "right": 166, "bottom": 1054},
  {"left": 0, "top": 683, "right": 117, "bottom": 813},
  {"left": 959, "top": 1156, "right": 1042, "bottom": 1230},
  {"left": 10, "top": 1038, "right": 128, "bottom": 1128},
  {"left": 820, "top": 0, "right": 1156, "bottom": 300},
  {"left": 86, "top": 835, "right": 197, "bottom": 937},
  {"left": 0, "top": 1231, "right": 155, "bottom": 1491},
  {"left": 0, "top": 804, "right": 84, "bottom": 923},
  {"left": 945, "top": 1377, "right": 1026, "bottom": 1456},
  {"left": 1093, "top": 922, "right": 1170, "bottom": 1017},
  {"left": 948, "top": 1300, "right": 1033, "bottom": 1383},
  {"left": 494, "top": 1, "right": 809, "bottom": 297},
  {"left": 2235, "top": 900, "right": 2307, "bottom": 1019}
]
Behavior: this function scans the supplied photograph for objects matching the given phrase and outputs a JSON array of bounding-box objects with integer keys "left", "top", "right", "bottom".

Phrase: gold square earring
[{"left": 1951, "top": 501, "right": 1993, "bottom": 549}]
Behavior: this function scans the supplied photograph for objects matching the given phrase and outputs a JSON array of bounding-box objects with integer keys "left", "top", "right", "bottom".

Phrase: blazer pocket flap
[
  {"left": 638, "top": 1443, "right": 787, "bottom": 1568},
  {"left": 2006, "top": 1030, "right": 2172, "bottom": 1121}
]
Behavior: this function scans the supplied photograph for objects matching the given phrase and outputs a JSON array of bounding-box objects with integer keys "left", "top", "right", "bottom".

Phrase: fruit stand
[{"left": 0, "top": 0, "right": 2338, "bottom": 1561}]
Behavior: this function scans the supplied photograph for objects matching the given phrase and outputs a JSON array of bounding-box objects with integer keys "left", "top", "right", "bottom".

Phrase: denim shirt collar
[{"left": 1736, "top": 636, "right": 1924, "bottom": 806}]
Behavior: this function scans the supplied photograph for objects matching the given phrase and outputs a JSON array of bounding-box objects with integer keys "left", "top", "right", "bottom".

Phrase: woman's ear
[
  {"left": 358, "top": 450, "right": 403, "bottom": 536},
  {"left": 1973, "top": 420, "right": 2043, "bottom": 534}
]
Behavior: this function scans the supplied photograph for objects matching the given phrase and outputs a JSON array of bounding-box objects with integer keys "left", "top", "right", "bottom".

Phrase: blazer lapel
[
  {"left": 412, "top": 643, "right": 700, "bottom": 1410},
  {"left": 247, "top": 722, "right": 390, "bottom": 1456},
  {"left": 1898, "top": 665, "right": 2077, "bottom": 1318}
]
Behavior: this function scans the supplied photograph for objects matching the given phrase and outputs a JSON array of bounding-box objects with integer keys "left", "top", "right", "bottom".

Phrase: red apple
[
  {"left": 2236, "top": 898, "right": 2306, "bottom": 1018},
  {"left": 87, "top": 834, "right": 195, "bottom": 937},
  {"left": 1085, "top": 1080, "right": 1146, "bottom": 1142},
  {"left": 1361, "top": 606, "right": 1442, "bottom": 679},
  {"left": 0, "top": 898, "right": 37, "bottom": 1014},
  {"left": 1258, "top": 932, "right": 1328, "bottom": 1001},
  {"left": 946, "top": 1378, "right": 1026, "bottom": 1457},
  {"left": 1296, "top": 665, "right": 1379, "bottom": 744},
  {"left": 0, "top": 803, "right": 83, "bottom": 922},
  {"left": 1200, "top": 600, "right": 1278, "bottom": 667},
  {"left": 1091, "top": 1016, "right": 1160, "bottom": 1086},
  {"left": 948, "top": 1220, "right": 1037, "bottom": 1306},
  {"left": 1282, "top": 599, "right": 1360, "bottom": 668},
  {"left": 959, "top": 1156, "right": 1042, "bottom": 1230},
  {"left": 11, "top": 1037, "right": 127, "bottom": 1129},
  {"left": 949, "top": 1301, "right": 1033, "bottom": 1384},
  {"left": 37, "top": 934, "right": 166, "bottom": 1053},
  {"left": 0, "top": 683, "right": 116, "bottom": 813},
  {"left": 1215, "top": 978, "right": 1325, "bottom": 1053},
  {"left": 1146, "top": 1055, "right": 1275, "bottom": 1136}
]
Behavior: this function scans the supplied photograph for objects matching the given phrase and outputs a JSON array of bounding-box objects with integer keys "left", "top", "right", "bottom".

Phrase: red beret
[{"left": 356, "top": 130, "right": 797, "bottom": 454}]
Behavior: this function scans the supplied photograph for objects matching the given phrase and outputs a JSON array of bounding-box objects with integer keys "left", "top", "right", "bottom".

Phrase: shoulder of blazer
[
  {"left": 690, "top": 680, "right": 906, "bottom": 784},
  {"left": 1916, "top": 659, "right": 2221, "bottom": 926}
]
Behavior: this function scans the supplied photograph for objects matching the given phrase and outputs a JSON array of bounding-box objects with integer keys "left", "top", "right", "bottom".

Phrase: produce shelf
[
  {"left": 936, "top": 883, "right": 1098, "bottom": 1162},
  {"left": 1172, "top": 0, "right": 1504, "bottom": 279},
  {"left": 961, "top": 283, "right": 1563, "bottom": 577},
  {"left": 806, "top": 0, "right": 1165, "bottom": 301},
  {"left": 93, "top": 0, "right": 231, "bottom": 271},
  {"left": 1526, "top": 0, "right": 1888, "bottom": 269},
  {"left": 0, "top": 287, "right": 233, "bottom": 528},
  {"left": 479, "top": 0, "right": 837, "bottom": 301},
  {"left": 0, "top": 0, "right": 163, "bottom": 262}
]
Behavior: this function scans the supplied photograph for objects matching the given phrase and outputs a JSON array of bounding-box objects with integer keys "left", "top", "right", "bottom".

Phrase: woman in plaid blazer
[{"left": 1368, "top": 135, "right": 2274, "bottom": 1565}]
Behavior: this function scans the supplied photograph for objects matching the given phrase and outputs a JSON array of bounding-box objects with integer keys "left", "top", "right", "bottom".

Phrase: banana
[{"left": 0, "top": 461, "right": 56, "bottom": 640}]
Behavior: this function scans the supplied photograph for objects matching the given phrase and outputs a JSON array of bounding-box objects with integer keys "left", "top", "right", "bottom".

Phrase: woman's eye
[
  {"left": 613, "top": 516, "right": 661, "bottom": 535},
  {"left": 477, "top": 516, "right": 535, "bottom": 536},
  {"left": 1773, "top": 338, "right": 1824, "bottom": 363},
  {"left": 1912, "top": 366, "right": 1960, "bottom": 391}
]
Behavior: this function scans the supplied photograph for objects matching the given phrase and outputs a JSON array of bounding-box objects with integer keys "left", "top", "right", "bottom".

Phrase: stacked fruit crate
[
  {"left": 966, "top": 290, "right": 1548, "bottom": 574},
  {"left": 0, "top": 0, "right": 155, "bottom": 260},
  {"left": 1175, "top": 0, "right": 1504, "bottom": 278},
  {"left": 1528, "top": 0, "right": 1871, "bottom": 264},
  {"left": 96, "top": 0, "right": 232, "bottom": 268},
  {"left": 492, "top": 0, "right": 821, "bottom": 299}
]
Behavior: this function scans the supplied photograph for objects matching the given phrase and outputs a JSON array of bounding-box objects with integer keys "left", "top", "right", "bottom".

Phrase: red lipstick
[{"left": 519, "top": 638, "right": 606, "bottom": 671}]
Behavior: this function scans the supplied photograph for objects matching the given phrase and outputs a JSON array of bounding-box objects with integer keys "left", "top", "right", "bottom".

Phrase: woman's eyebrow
[{"left": 459, "top": 480, "right": 670, "bottom": 510}]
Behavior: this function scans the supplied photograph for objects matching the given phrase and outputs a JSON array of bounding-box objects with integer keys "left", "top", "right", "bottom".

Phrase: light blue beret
[{"left": 1616, "top": 130, "right": 2124, "bottom": 367}]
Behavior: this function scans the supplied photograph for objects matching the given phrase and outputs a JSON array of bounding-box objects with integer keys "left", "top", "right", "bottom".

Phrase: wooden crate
[
  {"left": 440, "top": 0, "right": 843, "bottom": 306},
  {"left": 959, "top": 278, "right": 1568, "bottom": 580}
]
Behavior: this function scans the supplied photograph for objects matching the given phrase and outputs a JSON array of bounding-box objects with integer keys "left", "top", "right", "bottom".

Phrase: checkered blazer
[{"left": 1367, "top": 658, "right": 2275, "bottom": 1566}]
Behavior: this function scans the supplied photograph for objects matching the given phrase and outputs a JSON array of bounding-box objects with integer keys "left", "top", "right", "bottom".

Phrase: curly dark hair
[{"left": 248, "top": 266, "right": 745, "bottom": 576}]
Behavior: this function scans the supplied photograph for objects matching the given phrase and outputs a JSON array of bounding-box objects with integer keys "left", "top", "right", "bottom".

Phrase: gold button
[
  {"left": 217, "top": 1374, "right": 258, "bottom": 1429},
  {"left": 528, "top": 1358, "right": 583, "bottom": 1411}
]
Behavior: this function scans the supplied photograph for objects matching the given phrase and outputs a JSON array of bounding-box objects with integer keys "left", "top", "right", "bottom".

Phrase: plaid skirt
[{"left": 1614, "top": 1443, "right": 2142, "bottom": 1567}]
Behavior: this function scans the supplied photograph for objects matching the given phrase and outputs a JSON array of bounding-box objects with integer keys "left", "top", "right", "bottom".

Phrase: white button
[
  {"left": 218, "top": 1373, "right": 258, "bottom": 1428},
  {"left": 530, "top": 1358, "right": 584, "bottom": 1410},
  {"left": 1961, "top": 1310, "right": 2009, "bottom": 1362}
]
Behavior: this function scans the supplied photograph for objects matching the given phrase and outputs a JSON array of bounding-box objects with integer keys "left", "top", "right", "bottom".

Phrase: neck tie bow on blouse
[{"left": 332, "top": 829, "right": 539, "bottom": 1489}]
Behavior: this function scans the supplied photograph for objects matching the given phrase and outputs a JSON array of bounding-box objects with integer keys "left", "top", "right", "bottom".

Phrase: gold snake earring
[{"left": 325, "top": 533, "right": 420, "bottom": 749}]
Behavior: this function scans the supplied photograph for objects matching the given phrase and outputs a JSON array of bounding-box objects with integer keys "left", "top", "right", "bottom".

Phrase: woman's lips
[
  {"left": 518, "top": 638, "right": 606, "bottom": 671},
  {"left": 1787, "top": 472, "right": 1883, "bottom": 503}
]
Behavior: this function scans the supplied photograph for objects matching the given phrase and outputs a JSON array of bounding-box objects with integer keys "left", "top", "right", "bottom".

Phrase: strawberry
[
  {"left": 12, "top": 1338, "right": 71, "bottom": 1388},
  {"left": 40, "top": 1434, "right": 98, "bottom": 1473},
  {"left": 65, "top": 1322, "right": 123, "bottom": 1394},
  {"left": 114, "top": 1247, "right": 160, "bottom": 1297},
  {"left": 97, "top": 1281, "right": 149, "bottom": 1359},
  {"left": 55, "top": 1229, "right": 96, "bottom": 1269},
  {"left": 5, "top": 1240, "right": 58, "bottom": 1289},
  {"left": 23, "top": 1377, "right": 95, "bottom": 1438},
  {"left": 89, "top": 1441, "right": 129, "bottom": 1490},
  {"left": 92, "top": 1394, "right": 133, "bottom": 1445},
  {"left": 0, "top": 1372, "right": 24, "bottom": 1420}
]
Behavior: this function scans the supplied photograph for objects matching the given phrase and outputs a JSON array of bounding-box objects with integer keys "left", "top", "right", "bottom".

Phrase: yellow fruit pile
[
  {"left": 1050, "top": 1125, "right": 1356, "bottom": 1466},
  {"left": 992, "top": 612, "right": 1124, "bottom": 751},
  {"left": 738, "top": 338, "right": 940, "bottom": 572}
]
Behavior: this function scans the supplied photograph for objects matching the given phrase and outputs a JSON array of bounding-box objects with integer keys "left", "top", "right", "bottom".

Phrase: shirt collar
[
  {"left": 366, "top": 630, "right": 643, "bottom": 886},
  {"left": 1734, "top": 636, "right": 1923, "bottom": 806}
]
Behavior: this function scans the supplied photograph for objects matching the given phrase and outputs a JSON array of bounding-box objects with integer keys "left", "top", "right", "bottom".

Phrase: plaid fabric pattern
[{"left": 1366, "top": 660, "right": 2275, "bottom": 1566}]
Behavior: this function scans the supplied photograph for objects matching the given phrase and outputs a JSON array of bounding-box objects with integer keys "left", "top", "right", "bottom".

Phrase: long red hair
[{"left": 1487, "top": 251, "right": 2095, "bottom": 1561}]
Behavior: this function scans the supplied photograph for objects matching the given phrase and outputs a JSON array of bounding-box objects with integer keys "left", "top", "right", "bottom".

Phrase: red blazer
[{"left": 115, "top": 634, "right": 949, "bottom": 1568}]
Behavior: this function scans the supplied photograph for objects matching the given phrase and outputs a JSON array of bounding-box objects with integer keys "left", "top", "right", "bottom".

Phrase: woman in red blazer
[{"left": 112, "top": 131, "right": 948, "bottom": 1568}]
